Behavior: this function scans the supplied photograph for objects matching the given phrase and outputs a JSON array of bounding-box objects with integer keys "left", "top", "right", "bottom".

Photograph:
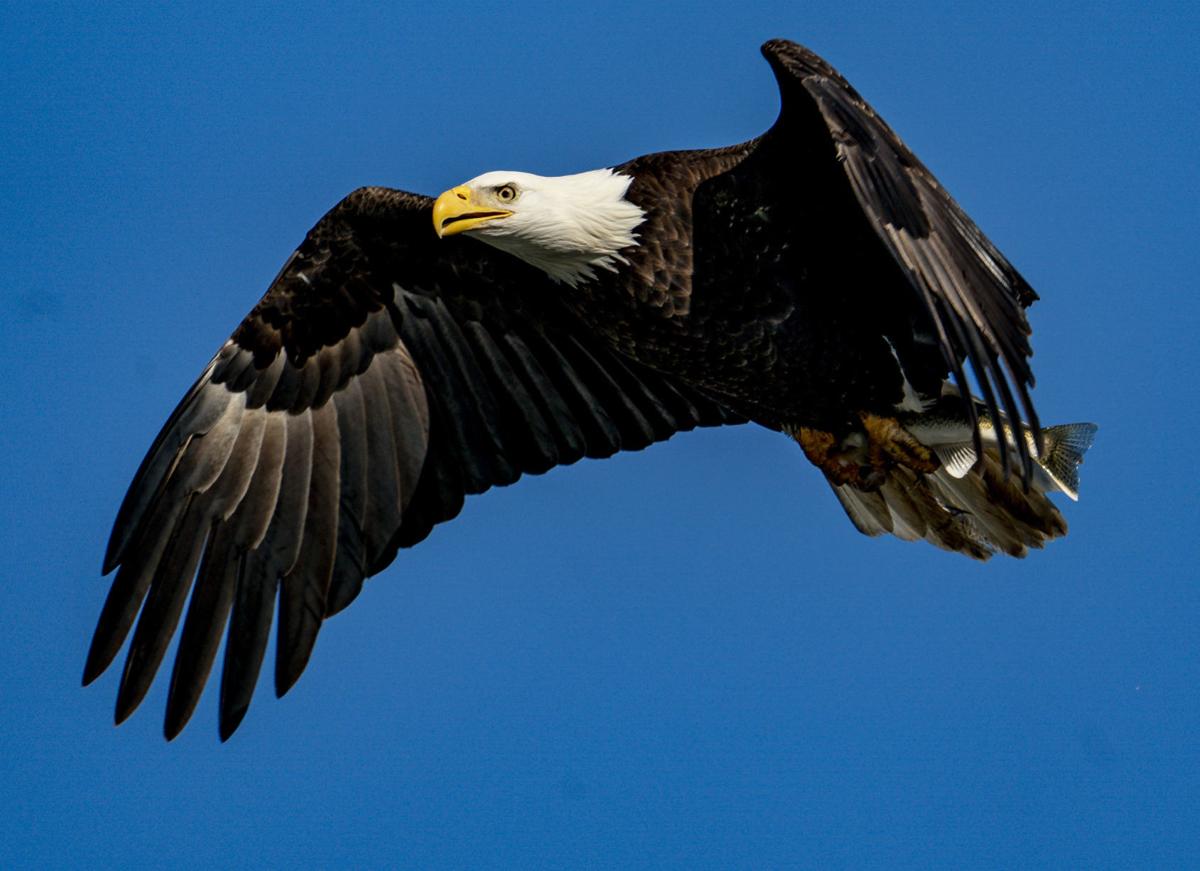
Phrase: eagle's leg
[{"left": 791, "top": 414, "right": 940, "bottom": 491}]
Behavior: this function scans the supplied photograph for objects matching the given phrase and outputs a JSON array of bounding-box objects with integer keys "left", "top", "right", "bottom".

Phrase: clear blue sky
[{"left": 2, "top": 2, "right": 1196, "bottom": 867}]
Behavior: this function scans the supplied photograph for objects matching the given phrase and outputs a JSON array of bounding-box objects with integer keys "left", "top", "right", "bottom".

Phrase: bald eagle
[{"left": 86, "top": 40, "right": 1096, "bottom": 740}]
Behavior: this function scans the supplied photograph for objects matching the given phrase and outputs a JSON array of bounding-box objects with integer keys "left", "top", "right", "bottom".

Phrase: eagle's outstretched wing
[
  {"left": 762, "top": 39, "right": 1040, "bottom": 481},
  {"left": 86, "top": 187, "right": 736, "bottom": 740}
]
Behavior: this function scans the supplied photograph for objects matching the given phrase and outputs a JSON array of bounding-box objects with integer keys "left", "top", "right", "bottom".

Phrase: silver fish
[{"left": 899, "top": 395, "right": 1099, "bottom": 501}]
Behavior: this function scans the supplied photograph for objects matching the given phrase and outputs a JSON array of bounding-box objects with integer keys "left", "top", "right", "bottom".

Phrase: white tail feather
[{"left": 829, "top": 439, "right": 1084, "bottom": 560}]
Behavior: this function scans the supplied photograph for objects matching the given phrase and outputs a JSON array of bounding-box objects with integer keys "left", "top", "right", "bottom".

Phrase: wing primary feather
[
  {"left": 163, "top": 526, "right": 238, "bottom": 740},
  {"left": 325, "top": 377, "right": 371, "bottom": 616},
  {"left": 114, "top": 496, "right": 209, "bottom": 724},
  {"left": 84, "top": 495, "right": 190, "bottom": 686},
  {"left": 89, "top": 388, "right": 245, "bottom": 692},
  {"left": 161, "top": 410, "right": 286, "bottom": 733},
  {"left": 104, "top": 371, "right": 229, "bottom": 573},
  {"left": 371, "top": 347, "right": 430, "bottom": 510},
  {"left": 275, "top": 401, "right": 341, "bottom": 697},
  {"left": 270, "top": 412, "right": 315, "bottom": 574},
  {"left": 218, "top": 550, "right": 276, "bottom": 742},
  {"left": 354, "top": 361, "right": 404, "bottom": 573},
  {"left": 161, "top": 410, "right": 270, "bottom": 736},
  {"left": 218, "top": 411, "right": 314, "bottom": 739}
]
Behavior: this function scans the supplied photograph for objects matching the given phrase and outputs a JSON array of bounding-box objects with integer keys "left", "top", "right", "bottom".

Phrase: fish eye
[{"left": 496, "top": 184, "right": 517, "bottom": 202}]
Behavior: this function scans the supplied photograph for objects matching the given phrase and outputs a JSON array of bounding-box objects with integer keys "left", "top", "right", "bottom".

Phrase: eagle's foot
[
  {"left": 858, "top": 412, "right": 940, "bottom": 475},
  {"left": 791, "top": 414, "right": 940, "bottom": 491},
  {"left": 792, "top": 425, "right": 889, "bottom": 490}
]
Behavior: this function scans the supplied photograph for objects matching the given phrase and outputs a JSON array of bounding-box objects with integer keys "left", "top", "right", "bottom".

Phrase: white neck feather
[{"left": 462, "top": 169, "right": 646, "bottom": 287}]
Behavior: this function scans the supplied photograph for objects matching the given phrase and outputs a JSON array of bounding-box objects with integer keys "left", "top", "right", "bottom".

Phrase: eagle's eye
[{"left": 496, "top": 184, "right": 517, "bottom": 203}]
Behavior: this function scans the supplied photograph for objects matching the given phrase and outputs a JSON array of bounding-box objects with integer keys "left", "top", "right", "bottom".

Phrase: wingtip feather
[{"left": 218, "top": 705, "right": 248, "bottom": 743}]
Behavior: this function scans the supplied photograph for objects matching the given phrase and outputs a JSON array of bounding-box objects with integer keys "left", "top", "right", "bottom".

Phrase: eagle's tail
[{"left": 827, "top": 436, "right": 1091, "bottom": 560}]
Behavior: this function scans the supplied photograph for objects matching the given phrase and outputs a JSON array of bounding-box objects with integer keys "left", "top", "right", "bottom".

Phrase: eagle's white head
[{"left": 432, "top": 169, "right": 646, "bottom": 287}]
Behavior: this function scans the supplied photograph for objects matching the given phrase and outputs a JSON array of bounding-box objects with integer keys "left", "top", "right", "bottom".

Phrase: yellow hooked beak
[{"left": 432, "top": 185, "right": 513, "bottom": 238}]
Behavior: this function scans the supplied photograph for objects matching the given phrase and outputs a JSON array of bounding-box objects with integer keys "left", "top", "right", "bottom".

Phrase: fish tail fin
[{"left": 1035, "top": 423, "right": 1099, "bottom": 501}]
